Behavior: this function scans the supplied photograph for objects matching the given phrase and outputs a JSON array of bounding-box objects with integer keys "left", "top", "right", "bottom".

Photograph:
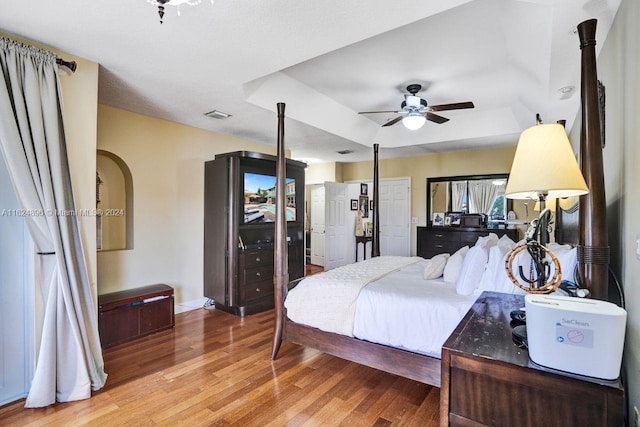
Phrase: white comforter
[
  {"left": 353, "top": 262, "right": 477, "bottom": 357},
  {"left": 285, "top": 256, "right": 422, "bottom": 336},
  {"left": 284, "top": 257, "right": 477, "bottom": 357}
]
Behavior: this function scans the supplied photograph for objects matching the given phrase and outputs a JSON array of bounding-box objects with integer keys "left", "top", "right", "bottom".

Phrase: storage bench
[{"left": 98, "top": 284, "right": 174, "bottom": 348}]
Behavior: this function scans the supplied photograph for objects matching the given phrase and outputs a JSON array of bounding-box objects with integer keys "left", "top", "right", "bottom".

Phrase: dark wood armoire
[{"left": 204, "top": 151, "right": 305, "bottom": 316}]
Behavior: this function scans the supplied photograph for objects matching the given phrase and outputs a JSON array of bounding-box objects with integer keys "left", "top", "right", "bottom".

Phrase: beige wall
[
  {"left": 597, "top": 0, "right": 640, "bottom": 418},
  {"left": 96, "top": 105, "right": 278, "bottom": 310},
  {"left": 306, "top": 161, "right": 344, "bottom": 184}
]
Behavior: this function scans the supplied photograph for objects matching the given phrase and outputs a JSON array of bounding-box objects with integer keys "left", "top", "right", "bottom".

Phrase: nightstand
[{"left": 440, "top": 291, "right": 624, "bottom": 427}]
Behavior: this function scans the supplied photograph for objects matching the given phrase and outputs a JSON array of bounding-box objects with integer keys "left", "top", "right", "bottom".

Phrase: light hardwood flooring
[{"left": 0, "top": 268, "right": 440, "bottom": 426}]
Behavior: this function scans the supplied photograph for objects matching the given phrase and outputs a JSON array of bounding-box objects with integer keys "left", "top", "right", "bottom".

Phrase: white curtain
[
  {"left": 0, "top": 38, "right": 106, "bottom": 407},
  {"left": 451, "top": 181, "right": 467, "bottom": 212},
  {"left": 468, "top": 179, "right": 500, "bottom": 215}
]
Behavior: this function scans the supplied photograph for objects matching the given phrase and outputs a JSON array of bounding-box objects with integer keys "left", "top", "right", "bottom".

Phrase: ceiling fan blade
[
  {"left": 382, "top": 116, "right": 404, "bottom": 127},
  {"left": 426, "top": 112, "right": 449, "bottom": 124},
  {"left": 429, "top": 101, "right": 475, "bottom": 112},
  {"left": 358, "top": 110, "right": 402, "bottom": 114}
]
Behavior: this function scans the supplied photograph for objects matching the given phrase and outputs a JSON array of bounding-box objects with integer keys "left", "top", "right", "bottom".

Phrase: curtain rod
[{"left": 56, "top": 57, "right": 77, "bottom": 73}]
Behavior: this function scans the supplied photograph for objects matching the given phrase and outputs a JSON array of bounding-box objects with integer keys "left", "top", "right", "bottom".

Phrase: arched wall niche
[{"left": 96, "top": 149, "right": 133, "bottom": 251}]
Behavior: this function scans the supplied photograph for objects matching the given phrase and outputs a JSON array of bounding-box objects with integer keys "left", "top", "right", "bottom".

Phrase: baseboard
[{"left": 175, "top": 297, "right": 208, "bottom": 314}]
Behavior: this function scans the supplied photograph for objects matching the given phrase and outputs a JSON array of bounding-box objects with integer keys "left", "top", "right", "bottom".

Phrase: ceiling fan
[{"left": 358, "top": 84, "right": 475, "bottom": 130}]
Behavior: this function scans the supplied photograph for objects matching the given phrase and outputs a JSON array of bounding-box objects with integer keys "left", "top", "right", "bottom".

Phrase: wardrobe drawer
[
  {"left": 240, "top": 249, "right": 274, "bottom": 267},
  {"left": 241, "top": 265, "right": 274, "bottom": 285},
  {"left": 240, "top": 280, "right": 274, "bottom": 302}
]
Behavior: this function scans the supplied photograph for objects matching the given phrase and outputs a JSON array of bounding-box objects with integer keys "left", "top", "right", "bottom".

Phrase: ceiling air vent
[
  {"left": 336, "top": 149, "right": 354, "bottom": 155},
  {"left": 204, "top": 110, "right": 232, "bottom": 119}
]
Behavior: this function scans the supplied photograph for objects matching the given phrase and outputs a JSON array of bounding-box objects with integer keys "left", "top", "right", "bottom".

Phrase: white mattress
[{"left": 353, "top": 262, "right": 477, "bottom": 358}]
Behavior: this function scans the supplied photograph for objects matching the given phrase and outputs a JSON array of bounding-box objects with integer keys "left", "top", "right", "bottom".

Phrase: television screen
[{"left": 243, "top": 172, "right": 296, "bottom": 223}]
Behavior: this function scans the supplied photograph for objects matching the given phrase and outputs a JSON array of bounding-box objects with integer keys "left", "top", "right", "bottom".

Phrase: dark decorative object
[
  {"left": 360, "top": 183, "right": 368, "bottom": 195},
  {"left": 369, "top": 200, "right": 374, "bottom": 211},
  {"left": 350, "top": 199, "right": 358, "bottom": 210}
]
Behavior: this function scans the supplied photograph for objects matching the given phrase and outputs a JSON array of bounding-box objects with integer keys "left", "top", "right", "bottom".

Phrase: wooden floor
[{"left": 0, "top": 284, "right": 440, "bottom": 426}]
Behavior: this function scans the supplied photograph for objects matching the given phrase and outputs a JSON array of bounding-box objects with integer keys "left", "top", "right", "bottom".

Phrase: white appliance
[{"left": 525, "top": 294, "right": 626, "bottom": 380}]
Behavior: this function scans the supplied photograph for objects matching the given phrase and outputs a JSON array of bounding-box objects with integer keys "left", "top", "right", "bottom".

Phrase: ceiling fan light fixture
[{"left": 402, "top": 113, "right": 426, "bottom": 130}]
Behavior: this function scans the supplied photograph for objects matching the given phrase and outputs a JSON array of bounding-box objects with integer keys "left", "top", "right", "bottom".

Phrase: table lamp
[{"left": 505, "top": 123, "right": 589, "bottom": 293}]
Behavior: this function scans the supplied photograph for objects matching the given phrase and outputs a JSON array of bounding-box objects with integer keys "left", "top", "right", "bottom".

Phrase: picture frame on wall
[
  {"left": 369, "top": 200, "right": 374, "bottom": 211},
  {"left": 360, "top": 183, "right": 368, "bottom": 195},
  {"left": 433, "top": 212, "right": 445, "bottom": 226},
  {"left": 350, "top": 199, "right": 358, "bottom": 211},
  {"left": 359, "top": 195, "right": 369, "bottom": 218}
]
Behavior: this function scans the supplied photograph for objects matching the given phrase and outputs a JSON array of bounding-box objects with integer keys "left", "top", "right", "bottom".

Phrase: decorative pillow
[
  {"left": 443, "top": 246, "right": 469, "bottom": 284},
  {"left": 423, "top": 253, "right": 450, "bottom": 279},
  {"left": 455, "top": 245, "right": 489, "bottom": 295}
]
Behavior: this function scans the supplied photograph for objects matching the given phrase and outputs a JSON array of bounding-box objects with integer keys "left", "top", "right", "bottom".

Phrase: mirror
[{"left": 426, "top": 174, "right": 512, "bottom": 227}]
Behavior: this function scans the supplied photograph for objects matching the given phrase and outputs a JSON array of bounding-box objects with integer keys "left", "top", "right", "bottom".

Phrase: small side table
[
  {"left": 440, "top": 291, "right": 624, "bottom": 426},
  {"left": 355, "top": 235, "right": 372, "bottom": 261}
]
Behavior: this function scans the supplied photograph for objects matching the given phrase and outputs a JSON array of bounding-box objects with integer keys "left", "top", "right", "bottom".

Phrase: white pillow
[
  {"left": 546, "top": 243, "right": 578, "bottom": 284},
  {"left": 477, "top": 244, "right": 510, "bottom": 293},
  {"left": 443, "top": 246, "right": 469, "bottom": 284},
  {"left": 423, "top": 253, "right": 450, "bottom": 279},
  {"left": 476, "top": 233, "right": 499, "bottom": 249},
  {"left": 497, "top": 234, "right": 516, "bottom": 252},
  {"left": 456, "top": 245, "right": 489, "bottom": 295}
]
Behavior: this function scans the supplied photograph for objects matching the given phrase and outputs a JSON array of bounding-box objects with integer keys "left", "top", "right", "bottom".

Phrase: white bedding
[
  {"left": 353, "top": 262, "right": 477, "bottom": 357},
  {"left": 285, "top": 257, "right": 477, "bottom": 357},
  {"left": 285, "top": 256, "right": 422, "bottom": 336}
]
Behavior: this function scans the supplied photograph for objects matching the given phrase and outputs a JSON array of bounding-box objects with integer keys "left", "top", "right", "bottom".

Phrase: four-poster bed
[{"left": 270, "top": 18, "right": 610, "bottom": 390}]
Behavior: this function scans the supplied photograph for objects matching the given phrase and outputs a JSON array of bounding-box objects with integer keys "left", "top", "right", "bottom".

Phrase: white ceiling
[{"left": 0, "top": 0, "right": 621, "bottom": 163}]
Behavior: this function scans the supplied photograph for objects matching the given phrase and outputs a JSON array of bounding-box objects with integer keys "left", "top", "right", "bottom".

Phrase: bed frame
[{"left": 270, "top": 18, "right": 607, "bottom": 388}]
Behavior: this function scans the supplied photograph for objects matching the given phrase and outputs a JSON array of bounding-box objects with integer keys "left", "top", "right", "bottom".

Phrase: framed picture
[
  {"left": 350, "top": 199, "right": 358, "bottom": 211},
  {"left": 433, "top": 212, "right": 445, "bottom": 226},
  {"left": 360, "top": 183, "right": 368, "bottom": 195},
  {"left": 369, "top": 200, "right": 374, "bottom": 211},
  {"left": 359, "top": 195, "right": 369, "bottom": 218},
  {"left": 444, "top": 216, "right": 452, "bottom": 226},
  {"left": 450, "top": 212, "right": 462, "bottom": 226}
]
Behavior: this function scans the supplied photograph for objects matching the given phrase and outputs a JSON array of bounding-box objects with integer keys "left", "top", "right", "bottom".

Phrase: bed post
[
  {"left": 371, "top": 143, "right": 380, "bottom": 257},
  {"left": 271, "top": 102, "right": 288, "bottom": 359},
  {"left": 577, "top": 19, "right": 609, "bottom": 301}
]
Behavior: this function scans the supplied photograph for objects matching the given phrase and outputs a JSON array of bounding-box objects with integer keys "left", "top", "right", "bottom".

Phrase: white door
[
  {"left": 323, "top": 182, "right": 349, "bottom": 271},
  {"left": 378, "top": 178, "right": 411, "bottom": 256},
  {"left": 309, "top": 185, "right": 325, "bottom": 266},
  {"left": 0, "top": 152, "right": 33, "bottom": 406}
]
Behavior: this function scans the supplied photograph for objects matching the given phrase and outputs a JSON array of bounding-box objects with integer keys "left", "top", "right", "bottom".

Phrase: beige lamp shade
[{"left": 505, "top": 123, "right": 589, "bottom": 199}]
